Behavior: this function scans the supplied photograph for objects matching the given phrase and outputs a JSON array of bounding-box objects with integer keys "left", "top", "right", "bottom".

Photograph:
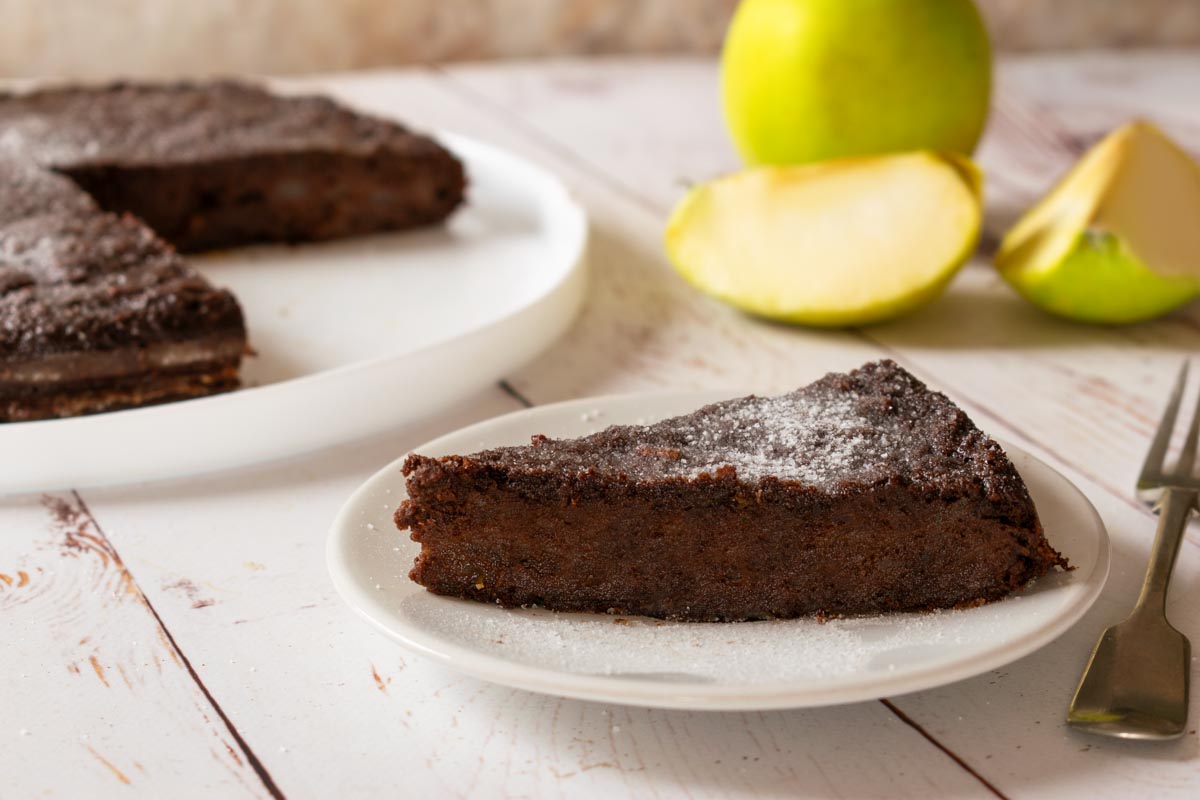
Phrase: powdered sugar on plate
[
  {"left": 329, "top": 390, "right": 1108, "bottom": 709},
  {"left": 395, "top": 597, "right": 1019, "bottom": 684}
]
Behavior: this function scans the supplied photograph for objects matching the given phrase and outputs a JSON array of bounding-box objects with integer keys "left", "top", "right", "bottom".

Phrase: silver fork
[{"left": 1067, "top": 361, "right": 1198, "bottom": 740}]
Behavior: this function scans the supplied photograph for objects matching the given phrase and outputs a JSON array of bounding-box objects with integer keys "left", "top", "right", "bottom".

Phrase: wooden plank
[
  {"left": 998, "top": 50, "right": 1200, "bottom": 151},
  {"left": 69, "top": 77, "right": 999, "bottom": 799},
  {"left": 437, "top": 54, "right": 1200, "bottom": 521},
  {"left": 435, "top": 54, "right": 1200, "bottom": 796},
  {"left": 11, "top": 57, "right": 1198, "bottom": 798},
  {"left": 68, "top": 386, "right": 528, "bottom": 799},
  {"left": 439, "top": 54, "right": 1200, "bottom": 513},
  {"left": 0, "top": 492, "right": 274, "bottom": 798},
  {"left": 878, "top": 464, "right": 1200, "bottom": 799},
  {"left": 79, "top": 423, "right": 995, "bottom": 799}
]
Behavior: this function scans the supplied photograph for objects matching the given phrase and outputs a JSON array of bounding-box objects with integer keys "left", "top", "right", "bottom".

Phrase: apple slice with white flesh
[
  {"left": 664, "top": 152, "right": 982, "bottom": 327},
  {"left": 996, "top": 121, "right": 1200, "bottom": 323}
]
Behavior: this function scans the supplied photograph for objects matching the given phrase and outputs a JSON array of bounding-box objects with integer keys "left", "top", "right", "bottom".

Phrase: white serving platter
[
  {"left": 328, "top": 391, "right": 1110, "bottom": 711},
  {"left": 1, "top": 134, "right": 587, "bottom": 494}
]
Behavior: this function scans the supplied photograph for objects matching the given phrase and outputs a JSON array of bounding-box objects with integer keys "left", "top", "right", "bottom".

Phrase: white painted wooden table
[{"left": 4, "top": 53, "right": 1200, "bottom": 799}]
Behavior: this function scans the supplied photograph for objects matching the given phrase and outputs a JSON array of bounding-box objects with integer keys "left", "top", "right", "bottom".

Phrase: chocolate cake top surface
[
  {"left": 457, "top": 361, "right": 1023, "bottom": 496},
  {"left": 0, "top": 156, "right": 96, "bottom": 224},
  {"left": 0, "top": 81, "right": 445, "bottom": 167},
  {"left": 0, "top": 159, "right": 242, "bottom": 358}
]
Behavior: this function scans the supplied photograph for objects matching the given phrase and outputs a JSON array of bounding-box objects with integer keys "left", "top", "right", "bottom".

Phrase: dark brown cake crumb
[{"left": 395, "top": 360, "right": 1068, "bottom": 622}]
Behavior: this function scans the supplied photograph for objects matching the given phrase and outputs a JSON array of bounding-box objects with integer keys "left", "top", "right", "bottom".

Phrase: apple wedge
[
  {"left": 996, "top": 121, "right": 1200, "bottom": 323},
  {"left": 664, "top": 152, "right": 982, "bottom": 326}
]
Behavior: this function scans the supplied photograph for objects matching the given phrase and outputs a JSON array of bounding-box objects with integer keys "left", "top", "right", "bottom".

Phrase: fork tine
[
  {"left": 1139, "top": 361, "right": 1189, "bottom": 488},
  {"left": 1177, "top": 361, "right": 1200, "bottom": 477}
]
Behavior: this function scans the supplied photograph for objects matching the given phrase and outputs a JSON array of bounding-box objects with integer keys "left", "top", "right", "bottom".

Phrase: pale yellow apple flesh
[
  {"left": 996, "top": 121, "right": 1200, "bottom": 323},
  {"left": 664, "top": 152, "right": 982, "bottom": 327}
]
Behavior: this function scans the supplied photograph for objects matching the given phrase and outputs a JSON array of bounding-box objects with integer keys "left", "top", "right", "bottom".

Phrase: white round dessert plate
[
  {"left": 328, "top": 391, "right": 1110, "bottom": 711},
  {"left": 0, "top": 133, "right": 587, "bottom": 493}
]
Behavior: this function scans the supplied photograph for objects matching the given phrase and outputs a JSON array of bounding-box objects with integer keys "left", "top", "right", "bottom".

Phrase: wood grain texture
[
  {"left": 75, "top": 384, "right": 992, "bottom": 798},
  {"left": 439, "top": 56, "right": 1200, "bottom": 494},
  {"left": 5, "top": 54, "right": 1200, "bottom": 798},
  {"left": 436, "top": 53, "right": 1200, "bottom": 795},
  {"left": 0, "top": 492, "right": 272, "bottom": 797}
]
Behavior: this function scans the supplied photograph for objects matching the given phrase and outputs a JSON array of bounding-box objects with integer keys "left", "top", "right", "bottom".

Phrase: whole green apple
[{"left": 722, "top": 0, "right": 992, "bottom": 165}]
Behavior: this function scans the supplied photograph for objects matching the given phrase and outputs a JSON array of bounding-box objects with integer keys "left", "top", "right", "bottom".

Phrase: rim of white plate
[
  {"left": 1, "top": 132, "right": 589, "bottom": 493},
  {"left": 328, "top": 392, "right": 1110, "bottom": 710},
  {"left": 4, "top": 132, "right": 585, "bottom": 429}
]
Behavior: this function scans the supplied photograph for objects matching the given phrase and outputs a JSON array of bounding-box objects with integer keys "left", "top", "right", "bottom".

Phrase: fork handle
[{"left": 1135, "top": 488, "right": 1198, "bottom": 616}]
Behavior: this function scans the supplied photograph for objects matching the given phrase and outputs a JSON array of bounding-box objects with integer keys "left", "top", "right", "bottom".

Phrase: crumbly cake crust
[
  {"left": 396, "top": 360, "right": 1068, "bottom": 622},
  {"left": 469, "top": 360, "right": 1036, "bottom": 503}
]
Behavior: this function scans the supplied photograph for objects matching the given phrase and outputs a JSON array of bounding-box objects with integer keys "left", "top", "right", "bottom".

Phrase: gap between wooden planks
[
  {"left": 426, "top": 62, "right": 1018, "bottom": 799},
  {"left": 429, "top": 59, "right": 1200, "bottom": 515},
  {"left": 71, "top": 72, "right": 1030, "bottom": 800},
  {"left": 4, "top": 67, "right": 999, "bottom": 799},
  {"left": 426, "top": 55, "right": 1200, "bottom": 796},
  {"left": 11, "top": 58, "right": 1196, "bottom": 798},
  {"left": 0, "top": 491, "right": 280, "bottom": 798}
]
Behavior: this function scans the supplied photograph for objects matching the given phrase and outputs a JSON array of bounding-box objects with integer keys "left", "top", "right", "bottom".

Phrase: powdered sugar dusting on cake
[
  {"left": 470, "top": 360, "right": 991, "bottom": 492},
  {"left": 671, "top": 388, "right": 905, "bottom": 485}
]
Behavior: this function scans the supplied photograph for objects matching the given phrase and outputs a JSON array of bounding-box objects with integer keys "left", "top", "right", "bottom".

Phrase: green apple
[
  {"left": 996, "top": 121, "right": 1200, "bottom": 324},
  {"left": 664, "top": 151, "right": 982, "bottom": 327},
  {"left": 721, "top": 0, "right": 991, "bottom": 166}
]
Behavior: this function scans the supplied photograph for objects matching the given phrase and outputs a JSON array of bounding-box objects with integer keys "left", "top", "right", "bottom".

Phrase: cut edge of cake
[
  {"left": 0, "top": 158, "right": 247, "bottom": 422},
  {"left": 395, "top": 360, "right": 1069, "bottom": 622}
]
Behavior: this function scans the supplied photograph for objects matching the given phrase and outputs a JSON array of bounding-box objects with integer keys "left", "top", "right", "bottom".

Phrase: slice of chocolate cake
[
  {"left": 395, "top": 360, "right": 1067, "bottom": 622},
  {"left": 0, "top": 159, "right": 245, "bottom": 421},
  {"left": 0, "top": 81, "right": 466, "bottom": 252}
]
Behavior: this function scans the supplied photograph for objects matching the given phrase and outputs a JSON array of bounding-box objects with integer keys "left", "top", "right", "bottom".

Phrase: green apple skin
[
  {"left": 1002, "top": 231, "right": 1200, "bottom": 324},
  {"left": 722, "top": 0, "right": 992, "bottom": 166}
]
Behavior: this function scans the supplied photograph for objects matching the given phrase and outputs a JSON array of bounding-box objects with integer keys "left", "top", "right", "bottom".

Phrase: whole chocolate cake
[
  {"left": 0, "top": 81, "right": 466, "bottom": 421},
  {"left": 396, "top": 360, "right": 1068, "bottom": 622}
]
